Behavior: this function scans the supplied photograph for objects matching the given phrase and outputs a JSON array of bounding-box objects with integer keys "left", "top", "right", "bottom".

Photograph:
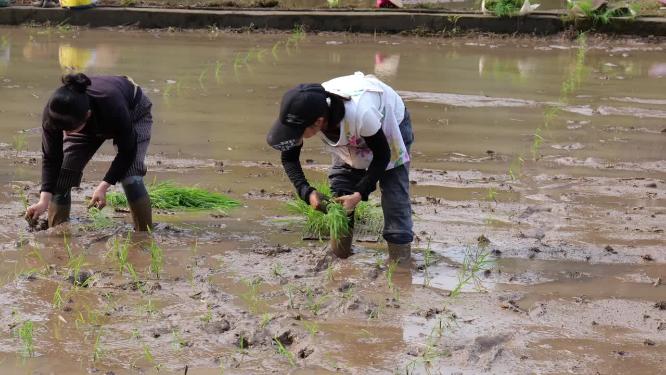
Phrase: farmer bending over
[
  {"left": 267, "top": 72, "right": 414, "bottom": 265},
  {"left": 26, "top": 73, "right": 153, "bottom": 231}
]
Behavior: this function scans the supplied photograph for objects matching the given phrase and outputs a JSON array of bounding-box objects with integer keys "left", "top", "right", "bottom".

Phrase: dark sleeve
[
  {"left": 104, "top": 108, "right": 137, "bottom": 185},
  {"left": 354, "top": 129, "right": 391, "bottom": 199},
  {"left": 281, "top": 144, "right": 315, "bottom": 202},
  {"left": 40, "top": 108, "right": 64, "bottom": 193}
]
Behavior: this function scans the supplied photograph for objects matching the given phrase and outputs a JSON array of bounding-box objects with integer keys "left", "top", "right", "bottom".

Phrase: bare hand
[
  {"left": 335, "top": 192, "right": 362, "bottom": 213},
  {"left": 309, "top": 191, "right": 328, "bottom": 212},
  {"left": 89, "top": 182, "right": 110, "bottom": 209},
  {"left": 26, "top": 200, "right": 49, "bottom": 221}
]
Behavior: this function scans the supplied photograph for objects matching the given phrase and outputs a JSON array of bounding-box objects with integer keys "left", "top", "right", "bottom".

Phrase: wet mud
[{"left": 0, "top": 26, "right": 664, "bottom": 374}]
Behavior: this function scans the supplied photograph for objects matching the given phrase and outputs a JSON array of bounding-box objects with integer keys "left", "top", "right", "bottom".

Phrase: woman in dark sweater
[{"left": 25, "top": 73, "right": 153, "bottom": 231}]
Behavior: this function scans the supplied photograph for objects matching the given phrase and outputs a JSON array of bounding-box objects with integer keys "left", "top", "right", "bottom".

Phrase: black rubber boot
[
  {"left": 48, "top": 191, "right": 71, "bottom": 228},
  {"left": 387, "top": 242, "right": 411, "bottom": 266},
  {"left": 330, "top": 212, "right": 354, "bottom": 259},
  {"left": 121, "top": 176, "right": 153, "bottom": 232}
]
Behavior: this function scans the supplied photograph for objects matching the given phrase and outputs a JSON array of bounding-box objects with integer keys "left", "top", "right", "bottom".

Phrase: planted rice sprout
[
  {"left": 273, "top": 336, "right": 296, "bottom": 367},
  {"left": 87, "top": 207, "right": 114, "bottom": 230},
  {"left": 303, "top": 321, "right": 319, "bottom": 337},
  {"left": 107, "top": 181, "right": 240, "bottom": 212},
  {"left": 422, "top": 238, "right": 435, "bottom": 288},
  {"left": 304, "top": 288, "right": 329, "bottom": 316},
  {"left": 108, "top": 233, "right": 131, "bottom": 274},
  {"left": 52, "top": 285, "right": 65, "bottom": 309},
  {"left": 148, "top": 238, "right": 163, "bottom": 279},
  {"left": 259, "top": 313, "right": 272, "bottom": 329},
  {"left": 15, "top": 320, "right": 35, "bottom": 357},
  {"left": 240, "top": 277, "right": 263, "bottom": 314},
  {"left": 92, "top": 328, "right": 103, "bottom": 362},
  {"left": 449, "top": 244, "right": 494, "bottom": 298},
  {"left": 12, "top": 132, "right": 27, "bottom": 156}
]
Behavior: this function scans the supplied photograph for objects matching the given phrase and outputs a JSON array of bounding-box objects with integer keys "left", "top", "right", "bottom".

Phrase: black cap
[{"left": 267, "top": 83, "right": 328, "bottom": 151}]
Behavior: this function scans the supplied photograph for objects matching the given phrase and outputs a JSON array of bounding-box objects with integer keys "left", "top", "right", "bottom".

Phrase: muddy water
[{"left": 0, "top": 26, "right": 664, "bottom": 374}]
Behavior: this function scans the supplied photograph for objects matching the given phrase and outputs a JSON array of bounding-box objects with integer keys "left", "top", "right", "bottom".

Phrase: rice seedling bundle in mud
[
  {"left": 107, "top": 181, "right": 240, "bottom": 211},
  {"left": 287, "top": 181, "right": 383, "bottom": 242}
]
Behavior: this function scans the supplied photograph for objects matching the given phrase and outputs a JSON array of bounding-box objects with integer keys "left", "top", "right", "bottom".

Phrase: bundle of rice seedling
[
  {"left": 287, "top": 181, "right": 383, "bottom": 242},
  {"left": 107, "top": 181, "right": 240, "bottom": 211}
]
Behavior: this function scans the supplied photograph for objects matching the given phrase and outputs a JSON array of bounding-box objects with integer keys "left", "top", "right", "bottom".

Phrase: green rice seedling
[
  {"left": 142, "top": 344, "right": 161, "bottom": 371},
  {"left": 53, "top": 285, "right": 65, "bottom": 309},
  {"left": 67, "top": 253, "right": 86, "bottom": 288},
  {"left": 125, "top": 263, "right": 144, "bottom": 293},
  {"left": 449, "top": 245, "right": 494, "bottom": 298},
  {"left": 386, "top": 260, "right": 397, "bottom": 291},
  {"left": 325, "top": 263, "right": 334, "bottom": 282},
  {"left": 271, "top": 40, "right": 284, "bottom": 61},
  {"left": 304, "top": 288, "right": 329, "bottom": 316},
  {"left": 15, "top": 320, "right": 35, "bottom": 357},
  {"left": 108, "top": 233, "right": 131, "bottom": 274},
  {"left": 198, "top": 68, "right": 208, "bottom": 90},
  {"left": 171, "top": 329, "right": 187, "bottom": 351},
  {"left": 303, "top": 321, "right": 319, "bottom": 337},
  {"left": 107, "top": 181, "right": 240, "bottom": 212},
  {"left": 485, "top": 0, "right": 522, "bottom": 17},
  {"left": 423, "top": 239, "right": 434, "bottom": 288},
  {"left": 259, "top": 313, "right": 272, "bottom": 329},
  {"left": 284, "top": 284, "right": 296, "bottom": 309},
  {"left": 287, "top": 196, "right": 350, "bottom": 243},
  {"left": 92, "top": 328, "right": 103, "bottom": 362},
  {"left": 271, "top": 263, "right": 284, "bottom": 278},
  {"left": 273, "top": 336, "right": 296, "bottom": 367},
  {"left": 240, "top": 277, "right": 263, "bottom": 314},
  {"left": 142, "top": 298, "right": 157, "bottom": 316},
  {"left": 148, "top": 239, "right": 163, "bottom": 279},
  {"left": 131, "top": 328, "right": 141, "bottom": 340},
  {"left": 64, "top": 233, "right": 73, "bottom": 260},
  {"left": 87, "top": 207, "right": 114, "bottom": 230},
  {"left": 15, "top": 186, "right": 29, "bottom": 210},
  {"left": 214, "top": 60, "right": 224, "bottom": 84},
  {"left": 200, "top": 305, "right": 212, "bottom": 323},
  {"left": 404, "top": 330, "right": 449, "bottom": 374},
  {"left": 12, "top": 132, "right": 27, "bottom": 156}
]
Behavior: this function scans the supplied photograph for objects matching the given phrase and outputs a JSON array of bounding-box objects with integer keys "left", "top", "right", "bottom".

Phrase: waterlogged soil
[{"left": 0, "top": 27, "right": 665, "bottom": 374}]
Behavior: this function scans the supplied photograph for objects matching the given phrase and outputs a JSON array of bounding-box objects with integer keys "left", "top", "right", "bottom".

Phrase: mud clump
[
  {"left": 68, "top": 270, "right": 93, "bottom": 287},
  {"left": 203, "top": 319, "right": 231, "bottom": 334},
  {"left": 274, "top": 329, "right": 294, "bottom": 346},
  {"left": 654, "top": 301, "right": 666, "bottom": 310},
  {"left": 604, "top": 245, "right": 618, "bottom": 254}
]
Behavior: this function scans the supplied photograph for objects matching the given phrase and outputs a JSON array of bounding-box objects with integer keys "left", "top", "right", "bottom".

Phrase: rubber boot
[
  {"left": 48, "top": 192, "right": 71, "bottom": 228},
  {"left": 330, "top": 212, "right": 354, "bottom": 259},
  {"left": 121, "top": 176, "right": 153, "bottom": 232},
  {"left": 42, "top": 0, "right": 58, "bottom": 7},
  {"left": 387, "top": 242, "right": 411, "bottom": 266}
]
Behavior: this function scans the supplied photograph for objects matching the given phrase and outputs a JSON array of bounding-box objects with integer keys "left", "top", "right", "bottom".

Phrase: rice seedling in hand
[{"left": 107, "top": 181, "right": 240, "bottom": 212}]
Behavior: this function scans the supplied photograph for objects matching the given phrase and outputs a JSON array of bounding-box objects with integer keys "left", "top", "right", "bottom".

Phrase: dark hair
[
  {"left": 46, "top": 73, "right": 92, "bottom": 131},
  {"left": 325, "top": 92, "right": 346, "bottom": 127}
]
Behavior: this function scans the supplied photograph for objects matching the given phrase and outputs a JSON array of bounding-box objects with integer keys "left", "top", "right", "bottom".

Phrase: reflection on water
[{"left": 0, "top": 27, "right": 664, "bottom": 175}]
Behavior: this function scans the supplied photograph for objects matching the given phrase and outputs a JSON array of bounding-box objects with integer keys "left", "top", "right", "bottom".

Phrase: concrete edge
[{"left": 0, "top": 6, "right": 665, "bottom": 36}]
